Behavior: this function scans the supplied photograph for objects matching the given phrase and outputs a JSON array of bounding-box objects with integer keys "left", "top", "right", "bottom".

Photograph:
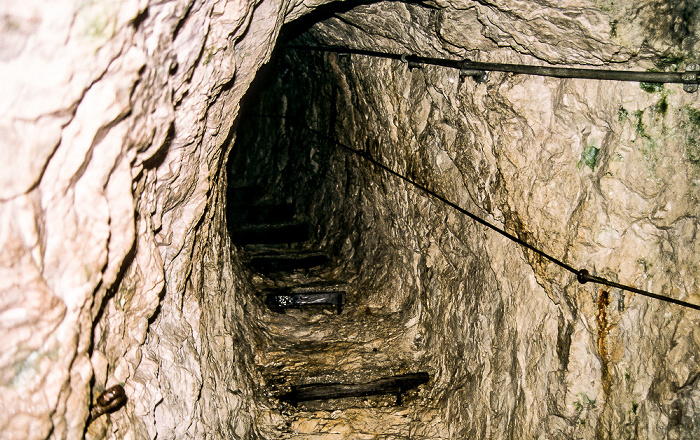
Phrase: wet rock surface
[
  {"left": 1, "top": 0, "right": 700, "bottom": 438},
  {"left": 233, "top": 20, "right": 700, "bottom": 436}
]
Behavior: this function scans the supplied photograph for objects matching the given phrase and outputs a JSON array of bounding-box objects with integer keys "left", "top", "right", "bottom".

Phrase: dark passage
[
  {"left": 225, "top": 28, "right": 432, "bottom": 424},
  {"left": 222, "top": 1, "right": 700, "bottom": 438}
]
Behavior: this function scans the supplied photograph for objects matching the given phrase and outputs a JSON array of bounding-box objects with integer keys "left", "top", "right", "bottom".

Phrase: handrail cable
[
  {"left": 252, "top": 114, "right": 700, "bottom": 311},
  {"left": 284, "top": 45, "right": 700, "bottom": 92}
]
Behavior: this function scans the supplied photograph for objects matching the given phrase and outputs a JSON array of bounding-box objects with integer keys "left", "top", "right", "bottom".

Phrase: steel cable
[
  {"left": 284, "top": 45, "right": 700, "bottom": 92},
  {"left": 250, "top": 114, "right": 700, "bottom": 311}
]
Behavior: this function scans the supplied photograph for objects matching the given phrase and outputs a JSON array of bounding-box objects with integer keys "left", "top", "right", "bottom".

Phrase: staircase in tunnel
[{"left": 227, "top": 184, "right": 434, "bottom": 439}]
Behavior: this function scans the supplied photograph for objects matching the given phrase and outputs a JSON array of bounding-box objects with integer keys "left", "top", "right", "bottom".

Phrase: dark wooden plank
[
  {"left": 248, "top": 252, "right": 329, "bottom": 273},
  {"left": 230, "top": 223, "right": 309, "bottom": 245},
  {"left": 280, "top": 372, "right": 430, "bottom": 406},
  {"left": 228, "top": 203, "right": 295, "bottom": 225},
  {"left": 227, "top": 185, "right": 264, "bottom": 206},
  {"left": 266, "top": 290, "right": 345, "bottom": 314}
]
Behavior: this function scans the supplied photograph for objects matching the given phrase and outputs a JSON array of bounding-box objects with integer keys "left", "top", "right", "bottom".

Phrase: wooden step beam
[
  {"left": 248, "top": 252, "right": 329, "bottom": 273},
  {"left": 227, "top": 185, "right": 264, "bottom": 205},
  {"left": 280, "top": 372, "right": 430, "bottom": 406},
  {"left": 228, "top": 203, "right": 295, "bottom": 225},
  {"left": 230, "top": 223, "right": 309, "bottom": 245},
  {"left": 266, "top": 290, "right": 345, "bottom": 314}
]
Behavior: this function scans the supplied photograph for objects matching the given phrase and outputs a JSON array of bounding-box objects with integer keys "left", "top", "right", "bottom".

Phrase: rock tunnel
[{"left": 3, "top": 0, "right": 700, "bottom": 439}]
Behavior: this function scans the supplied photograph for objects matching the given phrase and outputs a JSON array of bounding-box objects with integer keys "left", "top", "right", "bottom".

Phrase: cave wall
[
  {"left": 234, "top": 1, "right": 700, "bottom": 436},
  {"left": 308, "top": 4, "right": 700, "bottom": 437},
  {"left": 1, "top": 0, "right": 304, "bottom": 437},
  {"left": 2, "top": 0, "right": 700, "bottom": 439}
]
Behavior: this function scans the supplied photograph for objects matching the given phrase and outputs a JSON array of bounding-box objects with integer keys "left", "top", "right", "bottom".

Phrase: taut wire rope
[
  {"left": 252, "top": 114, "right": 700, "bottom": 311},
  {"left": 284, "top": 45, "right": 700, "bottom": 92}
]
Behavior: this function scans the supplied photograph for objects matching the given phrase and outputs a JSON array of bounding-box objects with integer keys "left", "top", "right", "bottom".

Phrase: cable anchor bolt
[
  {"left": 401, "top": 54, "right": 422, "bottom": 70},
  {"left": 577, "top": 269, "right": 591, "bottom": 284},
  {"left": 460, "top": 68, "right": 488, "bottom": 82},
  {"left": 682, "top": 64, "right": 699, "bottom": 93},
  {"left": 459, "top": 60, "right": 488, "bottom": 83}
]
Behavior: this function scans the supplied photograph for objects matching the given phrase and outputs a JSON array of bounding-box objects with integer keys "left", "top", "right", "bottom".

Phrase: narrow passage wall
[
  {"left": 2, "top": 0, "right": 700, "bottom": 439},
  {"left": 234, "top": 13, "right": 700, "bottom": 434}
]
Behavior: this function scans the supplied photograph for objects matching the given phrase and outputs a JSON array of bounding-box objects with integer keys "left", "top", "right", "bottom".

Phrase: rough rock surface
[
  {"left": 1, "top": 0, "right": 293, "bottom": 437},
  {"left": 1, "top": 0, "right": 699, "bottom": 439},
  {"left": 233, "top": 2, "right": 700, "bottom": 437}
]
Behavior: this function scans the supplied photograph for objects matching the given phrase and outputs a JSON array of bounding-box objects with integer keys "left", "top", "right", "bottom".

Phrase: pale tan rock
[{"left": 2, "top": 0, "right": 700, "bottom": 439}]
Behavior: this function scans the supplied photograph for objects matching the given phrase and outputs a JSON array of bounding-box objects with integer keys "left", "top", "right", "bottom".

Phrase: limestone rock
[{"left": 1, "top": 0, "right": 699, "bottom": 438}]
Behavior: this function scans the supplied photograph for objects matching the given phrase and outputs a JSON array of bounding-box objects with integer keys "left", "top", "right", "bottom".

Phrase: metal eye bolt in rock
[{"left": 4, "top": 1, "right": 700, "bottom": 439}]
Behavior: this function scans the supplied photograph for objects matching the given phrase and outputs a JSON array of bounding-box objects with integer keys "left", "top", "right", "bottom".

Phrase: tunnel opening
[
  {"left": 225, "top": 22, "right": 428, "bottom": 315},
  {"left": 8, "top": 0, "right": 700, "bottom": 437},
  {"left": 221, "top": 2, "right": 700, "bottom": 438},
  {"left": 222, "top": 4, "right": 519, "bottom": 438}
]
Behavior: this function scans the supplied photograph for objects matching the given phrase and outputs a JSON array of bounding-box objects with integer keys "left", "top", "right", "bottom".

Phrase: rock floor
[{"left": 230, "top": 188, "right": 441, "bottom": 439}]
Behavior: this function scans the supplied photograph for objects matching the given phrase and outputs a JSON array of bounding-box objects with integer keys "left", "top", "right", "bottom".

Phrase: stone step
[
  {"left": 259, "top": 309, "right": 411, "bottom": 350},
  {"left": 230, "top": 222, "right": 309, "bottom": 245},
  {"left": 258, "top": 405, "right": 447, "bottom": 440},
  {"left": 229, "top": 203, "right": 295, "bottom": 225},
  {"left": 280, "top": 373, "right": 430, "bottom": 406},
  {"left": 257, "top": 311, "right": 421, "bottom": 402},
  {"left": 247, "top": 251, "right": 329, "bottom": 273},
  {"left": 269, "top": 407, "right": 414, "bottom": 439}
]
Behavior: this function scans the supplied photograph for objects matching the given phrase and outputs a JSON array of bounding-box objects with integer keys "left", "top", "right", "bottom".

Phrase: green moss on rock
[
  {"left": 579, "top": 144, "right": 600, "bottom": 171},
  {"left": 684, "top": 106, "right": 700, "bottom": 165},
  {"left": 639, "top": 82, "right": 665, "bottom": 93}
]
